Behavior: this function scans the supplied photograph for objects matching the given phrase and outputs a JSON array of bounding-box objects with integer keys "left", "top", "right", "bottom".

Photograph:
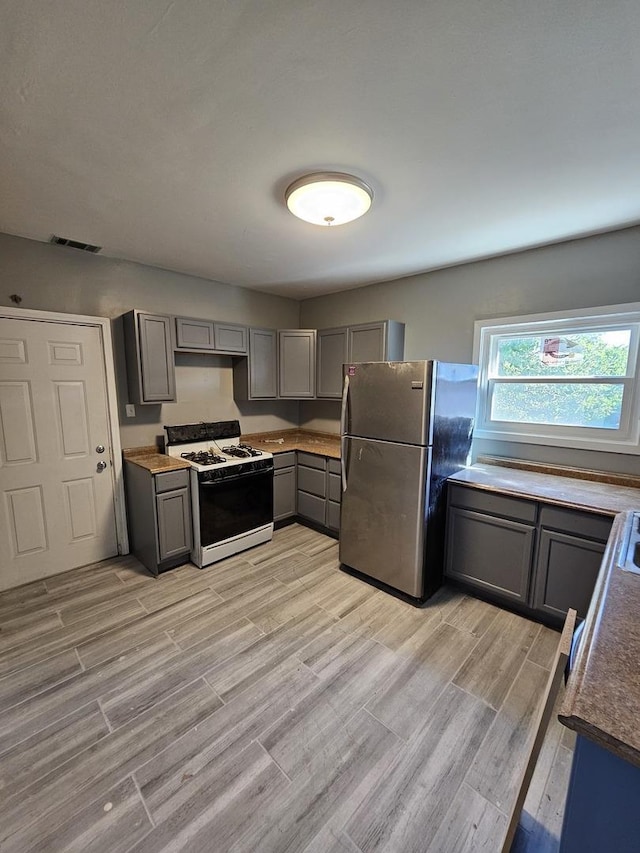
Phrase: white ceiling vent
[{"left": 50, "top": 235, "right": 102, "bottom": 253}]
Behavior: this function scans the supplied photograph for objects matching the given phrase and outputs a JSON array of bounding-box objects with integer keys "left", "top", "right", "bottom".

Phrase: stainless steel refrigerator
[{"left": 339, "top": 360, "right": 478, "bottom": 601}]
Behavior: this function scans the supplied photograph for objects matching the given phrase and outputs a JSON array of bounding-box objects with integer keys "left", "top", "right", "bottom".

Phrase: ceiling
[{"left": 1, "top": 1, "right": 640, "bottom": 299}]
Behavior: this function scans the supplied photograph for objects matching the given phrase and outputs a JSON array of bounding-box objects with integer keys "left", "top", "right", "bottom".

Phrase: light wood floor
[{"left": 0, "top": 523, "right": 574, "bottom": 852}]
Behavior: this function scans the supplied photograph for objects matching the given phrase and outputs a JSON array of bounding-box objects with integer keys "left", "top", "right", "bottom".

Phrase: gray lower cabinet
[
  {"left": 233, "top": 328, "right": 278, "bottom": 399},
  {"left": 445, "top": 506, "right": 535, "bottom": 604},
  {"left": 445, "top": 483, "right": 613, "bottom": 622},
  {"left": 273, "top": 451, "right": 297, "bottom": 522},
  {"left": 296, "top": 452, "right": 341, "bottom": 533},
  {"left": 123, "top": 310, "right": 176, "bottom": 404},
  {"left": 278, "top": 330, "right": 316, "bottom": 398},
  {"left": 125, "top": 462, "right": 192, "bottom": 575},
  {"left": 532, "top": 505, "right": 611, "bottom": 620}
]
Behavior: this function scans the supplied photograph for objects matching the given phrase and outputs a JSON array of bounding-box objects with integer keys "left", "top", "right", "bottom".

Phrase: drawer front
[
  {"left": 155, "top": 469, "right": 190, "bottom": 493},
  {"left": 327, "top": 500, "right": 340, "bottom": 531},
  {"left": 273, "top": 451, "right": 296, "bottom": 469},
  {"left": 298, "top": 465, "right": 326, "bottom": 498},
  {"left": 328, "top": 472, "right": 341, "bottom": 503},
  {"left": 297, "top": 491, "right": 326, "bottom": 525},
  {"left": 539, "top": 505, "right": 613, "bottom": 543},
  {"left": 448, "top": 483, "right": 537, "bottom": 524},
  {"left": 297, "top": 452, "right": 326, "bottom": 471},
  {"left": 214, "top": 323, "right": 247, "bottom": 353},
  {"left": 328, "top": 458, "right": 341, "bottom": 475}
]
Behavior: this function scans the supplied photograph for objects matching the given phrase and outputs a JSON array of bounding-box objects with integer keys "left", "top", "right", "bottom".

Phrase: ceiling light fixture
[{"left": 285, "top": 172, "right": 373, "bottom": 226}]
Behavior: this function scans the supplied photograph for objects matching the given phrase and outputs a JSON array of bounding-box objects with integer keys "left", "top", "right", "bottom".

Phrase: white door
[{"left": 0, "top": 317, "right": 118, "bottom": 591}]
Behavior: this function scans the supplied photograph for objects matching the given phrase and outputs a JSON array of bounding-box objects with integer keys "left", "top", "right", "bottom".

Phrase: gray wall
[
  {"left": 299, "top": 226, "right": 640, "bottom": 476},
  {"left": 0, "top": 232, "right": 301, "bottom": 447}
]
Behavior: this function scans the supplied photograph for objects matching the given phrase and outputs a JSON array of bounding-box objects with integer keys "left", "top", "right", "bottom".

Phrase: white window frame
[{"left": 473, "top": 302, "right": 640, "bottom": 455}]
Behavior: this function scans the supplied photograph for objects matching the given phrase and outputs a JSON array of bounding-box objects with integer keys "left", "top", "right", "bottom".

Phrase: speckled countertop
[
  {"left": 450, "top": 462, "right": 640, "bottom": 767},
  {"left": 122, "top": 429, "right": 341, "bottom": 473},
  {"left": 122, "top": 446, "right": 191, "bottom": 474},
  {"left": 449, "top": 463, "right": 640, "bottom": 515},
  {"left": 559, "top": 510, "right": 640, "bottom": 768},
  {"left": 240, "top": 428, "right": 341, "bottom": 459}
]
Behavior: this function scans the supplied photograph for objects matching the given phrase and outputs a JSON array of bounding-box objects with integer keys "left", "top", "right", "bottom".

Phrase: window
[{"left": 473, "top": 304, "right": 640, "bottom": 454}]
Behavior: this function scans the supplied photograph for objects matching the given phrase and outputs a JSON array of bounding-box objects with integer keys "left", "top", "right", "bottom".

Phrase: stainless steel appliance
[
  {"left": 340, "top": 361, "right": 478, "bottom": 600},
  {"left": 164, "top": 420, "right": 273, "bottom": 567}
]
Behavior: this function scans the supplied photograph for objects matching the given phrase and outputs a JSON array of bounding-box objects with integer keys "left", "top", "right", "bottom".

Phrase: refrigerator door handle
[
  {"left": 340, "top": 374, "right": 350, "bottom": 493},
  {"left": 340, "top": 373, "right": 350, "bottom": 435},
  {"left": 341, "top": 436, "right": 349, "bottom": 492}
]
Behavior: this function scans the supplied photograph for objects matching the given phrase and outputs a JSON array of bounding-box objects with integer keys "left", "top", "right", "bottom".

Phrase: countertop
[
  {"left": 558, "top": 510, "right": 640, "bottom": 768},
  {"left": 122, "top": 446, "right": 191, "bottom": 474},
  {"left": 450, "top": 462, "right": 640, "bottom": 768},
  {"left": 449, "top": 463, "right": 640, "bottom": 515},
  {"left": 240, "top": 428, "right": 341, "bottom": 459},
  {"left": 122, "top": 429, "right": 341, "bottom": 473}
]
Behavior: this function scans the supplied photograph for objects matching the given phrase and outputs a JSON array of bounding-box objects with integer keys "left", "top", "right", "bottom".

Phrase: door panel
[
  {"left": 317, "top": 327, "right": 348, "bottom": 398},
  {"left": 54, "top": 381, "right": 90, "bottom": 457},
  {"left": 63, "top": 478, "right": 97, "bottom": 540},
  {"left": 340, "top": 436, "right": 429, "bottom": 597},
  {"left": 0, "top": 318, "right": 118, "bottom": 591},
  {"left": 348, "top": 323, "right": 386, "bottom": 362},
  {"left": 6, "top": 485, "right": 48, "bottom": 555},
  {"left": 0, "top": 381, "right": 37, "bottom": 463},
  {"left": 344, "top": 361, "right": 432, "bottom": 445}
]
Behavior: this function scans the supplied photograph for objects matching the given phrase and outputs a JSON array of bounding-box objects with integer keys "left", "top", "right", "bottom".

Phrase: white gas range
[{"left": 165, "top": 421, "right": 274, "bottom": 567}]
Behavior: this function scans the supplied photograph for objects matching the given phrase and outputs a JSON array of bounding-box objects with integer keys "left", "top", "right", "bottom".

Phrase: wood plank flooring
[{"left": 0, "top": 523, "right": 573, "bottom": 852}]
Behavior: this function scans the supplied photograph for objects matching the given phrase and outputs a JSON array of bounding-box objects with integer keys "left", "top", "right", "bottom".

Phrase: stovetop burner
[
  {"left": 180, "top": 451, "right": 227, "bottom": 466},
  {"left": 221, "top": 444, "right": 262, "bottom": 458}
]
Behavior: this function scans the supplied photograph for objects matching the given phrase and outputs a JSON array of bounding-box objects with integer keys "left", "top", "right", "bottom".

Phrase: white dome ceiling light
[{"left": 285, "top": 172, "right": 373, "bottom": 226}]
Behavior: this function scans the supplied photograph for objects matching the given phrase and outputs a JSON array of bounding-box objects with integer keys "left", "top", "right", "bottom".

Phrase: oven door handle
[{"left": 200, "top": 469, "right": 273, "bottom": 485}]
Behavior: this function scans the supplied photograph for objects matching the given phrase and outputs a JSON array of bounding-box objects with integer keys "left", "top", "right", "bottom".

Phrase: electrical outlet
[{"left": 125, "top": 404, "right": 136, "bottom": 418}]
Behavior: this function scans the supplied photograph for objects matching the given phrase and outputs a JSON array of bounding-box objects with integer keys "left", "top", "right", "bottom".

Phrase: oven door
[{"left": 198, "top": 468, "right": 274, "bottom": 547}]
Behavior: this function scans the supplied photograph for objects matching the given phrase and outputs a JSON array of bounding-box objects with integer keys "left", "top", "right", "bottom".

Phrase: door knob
[
  {"left": 96, "top": 445, "right": 105, "bottom": 453},
  {"left": 97, "top": 460, "right": 108, "bottom": 472}
]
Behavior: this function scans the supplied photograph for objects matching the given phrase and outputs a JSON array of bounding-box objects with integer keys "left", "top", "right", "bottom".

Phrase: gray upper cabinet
[
  {"left": 317, "top": 327, "right": 349, "bottom": 399},
  {"left": 175, "top": 318, "right": 248, "bottom": 353},
  {"left": 175, "top": 317, "right": 216, "bottom": 350},
  {"left": 233, "top": 328, "right": 278, "bottom": 399},
  {"left": 214, "top": 322, "right": 247, "bottom": 353},
  {"left": 317, "top": 320, "right": 405, "bottom": 399},
  {"left": 124, "top": 310, "right": 176, "bottom": 405},
  {"left": 348, "top": 320, "right": 405, "bottom": 363},
  {"left": 278, "top": 330, "right": 316, "bottom": 398}
]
